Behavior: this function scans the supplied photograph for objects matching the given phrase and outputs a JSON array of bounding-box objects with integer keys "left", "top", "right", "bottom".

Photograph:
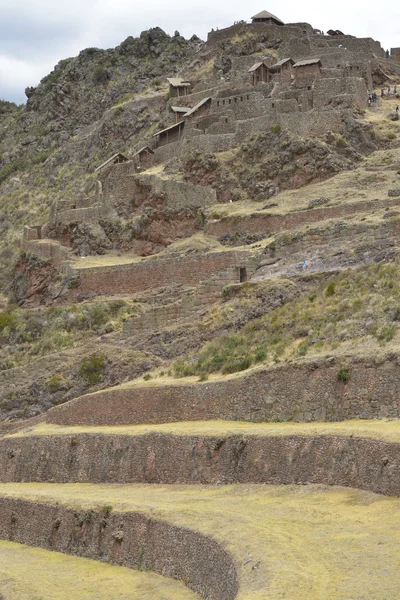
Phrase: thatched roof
[
  {"left": 132, "top": 146, "right": 154, "bottom": 158},
  {"left": 152, "top": 121, "right": 185, "bottom": 137},
  {"left": 167, "top": 78, "right": 191, "bottom": 88},
  {"left": 269, "top": 57, "right": 294, "bottom": 69},
  {"left": 94, "top": 153, "right": 129, "bottom": 172},
  {"left": 184, "top": 97, "right": 212, "bottom": 117},
  {"left": 248, "top": 61, "right": 265, "bottom": 73},
  {"left": 251, "top": 10, "right": 284, "bottom": 24},
  {"left": 293, "top": 58, "right": 322, "bottom": 67},
  {"left": 171, "top": 106, "right": 191, "bottom": 113}
]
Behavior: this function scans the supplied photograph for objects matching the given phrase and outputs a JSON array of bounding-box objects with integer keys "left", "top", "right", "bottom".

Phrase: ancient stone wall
[
  {"left": 280, "top": 108, "right": 345, "bottom": 136},
  {"left": 134, "top": 174, "right": 217, "bottom": 209},
  {"left": 207, "top": 22, "right": 312, "bottom": 46},
  {"left": 391, "top": 48, "right": 400, "bottom": 62},
  {"left": 122, "top": 261, "right": 247, "bottom": 336},
  {"left": 1, "top": 433, "right": 399, "bottom": 497},
  {"left": 181, "top": 133, "right": 236, "bottom": 154},
  {"left": 74, "top": 250, "right": 255, "bottom": 296},
  {"left": 23, "top": 240, "right": 70, "bottom": 263},
  {"left": 206, "top": 198, "right": 400, "bottom": 238},
  {"left": 56, "top": 205, "right": 109, "bottom": 225},
  {"left": 47, "top": 354, "right": 400, "bottom": 426},
  {"left": 212, "top": 91, "right": 270, "bottom": 119},
  {"left": 0, "top": 498, "right": 237, "bottom": 600},
  {"left": 272, "top": 217, "right": 400, "bottom": 257}
]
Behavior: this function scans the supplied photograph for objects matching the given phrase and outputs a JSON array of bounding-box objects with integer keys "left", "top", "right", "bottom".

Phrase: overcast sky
[{"left": 1, "top": 0, "right": 400, "bottom": 104}]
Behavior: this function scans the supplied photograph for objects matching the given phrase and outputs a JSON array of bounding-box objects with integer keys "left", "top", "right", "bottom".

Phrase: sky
[{"left": 1, "top": 0, "right": 400, "bottom": 104}]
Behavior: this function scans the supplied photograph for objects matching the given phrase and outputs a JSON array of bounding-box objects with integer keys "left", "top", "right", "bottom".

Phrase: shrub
[
  {"left": 326, "top": 281, "right": 336, "bottom": 297},
  {"left": 254, "top": 348, "right": 267, "bottom": 362},
  {"left": 376, "top": 324, "right": 396, "bottom": 343},
  {"left": 46, "top": 374, "right": 67, "bottom": 393},
  {"left": 143, "top": 373, "right": 152, "bottom": 381},
  {"left": 89, "top": 303, "right": 110, "bottom": 330},
  {"left": 0, "top": 312, "right": 16, "bottom": 333},
  {"left": 272, "top": 123, "right": 281, "bottom": 135},
  {"left": 222, "top": 355, "right": 253, "bottom": 374},
  {"left": 79, "top": 354, "right": 106, "bottom": 385},
  {"left": 93, "top": 66, "right": 109, "bottom": 85},
  {"left": 336, "top": 366, "right": 349, "bottom": 382}
]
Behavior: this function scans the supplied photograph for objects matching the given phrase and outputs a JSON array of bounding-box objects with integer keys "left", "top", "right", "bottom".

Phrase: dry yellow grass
[
  {"left": 0, "top": 483, "right": 399, "bottom": 599},
  {"left": 208, "top": 142, "right": 400, "bottom": 219},
  {"left": 10, "top": 419, "right": 400, "bottom": 443},
  {"left": 69, "top": 253, "right": 143, "bottom": 270},
  {"left": 0, "top": 540, "right": 198, "bottom": 600}
]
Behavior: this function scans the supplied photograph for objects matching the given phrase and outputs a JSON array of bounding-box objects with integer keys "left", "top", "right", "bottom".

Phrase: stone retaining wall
[
  {"left": 122, "top": 262, "right": 243, "bottom": 335},
  {"left": 47, "top": 355, "right": 400, "bottom": 426},
  {"left": 23, "top": 240, "right": 70, "bottom": 263},
  {"left": 1, "top": 433, "right": 398, "bottom": 496},
  {"left": 74, "top": 251, "right": 255, "bottom": 296},
  {"left": 0, "top": 498, "right": 237, "bottom": 600},
  {"left": 134, "top": 174, "right": 217, "bottom": 209},
  {"left": 205, "top": 198, "right": 400, "bottom": 238},
  {"left": 56, "top": 205, "right": 109, "bottom": 224}
]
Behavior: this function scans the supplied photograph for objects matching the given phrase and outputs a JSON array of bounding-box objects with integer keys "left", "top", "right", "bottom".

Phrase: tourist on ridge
[{"left": 396, "top": 105, "right": 399, "bottom": 114}]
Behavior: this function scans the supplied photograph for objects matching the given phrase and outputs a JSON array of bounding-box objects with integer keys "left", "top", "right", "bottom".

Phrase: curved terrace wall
[
  {"left": 0, "top": 498, "right": 238, "bottom": 600},
  {"left": 0, "top": 433, "right": 399, "bottom": 497},
  {"left": 47, "top": 356, "right": 400, "bottom": 427}
]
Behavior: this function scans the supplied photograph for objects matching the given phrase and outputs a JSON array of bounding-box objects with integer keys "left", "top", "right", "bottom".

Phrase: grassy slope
[
  {"left": 0, "top": 483, "right": 399, "bottom": 599},
  {"left": 0, "top": 540, "right": 198, "bottom": 600},
  {"left": 170, "top": 260, "right": 400, "bottom": 378},
  {"left": 9, "top": 419, "right": 400, "bottom": 443}
]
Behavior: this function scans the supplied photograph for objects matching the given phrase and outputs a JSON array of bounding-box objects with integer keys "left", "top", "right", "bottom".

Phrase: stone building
[
  {"left": 248, "top": 61, "right": 269, "bottom": 85},
  {"left": 269, "top": 58, "right": 294, "bottom": 82},
  {"left": 293, "top": 58, "right": 322, "bottom": 80},
  {"left": 94, "top": 153, "right": 129, "bottom": 174},
  {"left": 391, "top": 48, "right": 400, "bottom": 63},
  {"left": 153, "top": 121, "right": 185, "bottom": 147},
  {"left": 132, "top": 146, "right": 154, "bottom": 170},
  {"left": 171, "top": 106, "right": 190, "bottom": 122},
  {"left": 167, "top": 78, "right": 191, "bottom": 98},
  {"left": 184, "top": 97, "right": 212, "bottom": 119},
  {"left": 251, "top": 10, "right": 284, "bottom": 25}
]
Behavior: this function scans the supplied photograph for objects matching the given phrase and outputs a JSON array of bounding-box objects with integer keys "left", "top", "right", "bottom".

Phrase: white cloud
[{"left": 0, "top": 0, "right": 399, "bottom": 103}]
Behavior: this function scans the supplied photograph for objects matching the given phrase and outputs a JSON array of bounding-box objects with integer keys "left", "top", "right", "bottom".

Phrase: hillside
[{"left": 1, "top": 13, "right": 400, "bottom": 600}]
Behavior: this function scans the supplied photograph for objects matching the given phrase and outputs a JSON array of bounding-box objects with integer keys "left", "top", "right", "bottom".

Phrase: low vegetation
[
  {"left": 174, "top": 261, "right": 400, "bottom": 378},
  {"left": 0, "top": 300, "right": 139, "bottom": 371}
]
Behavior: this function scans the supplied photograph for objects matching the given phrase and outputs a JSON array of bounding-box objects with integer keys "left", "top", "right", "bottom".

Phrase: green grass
[{"left": 0, "top": 483, "right": 399, "bottom": 600}]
